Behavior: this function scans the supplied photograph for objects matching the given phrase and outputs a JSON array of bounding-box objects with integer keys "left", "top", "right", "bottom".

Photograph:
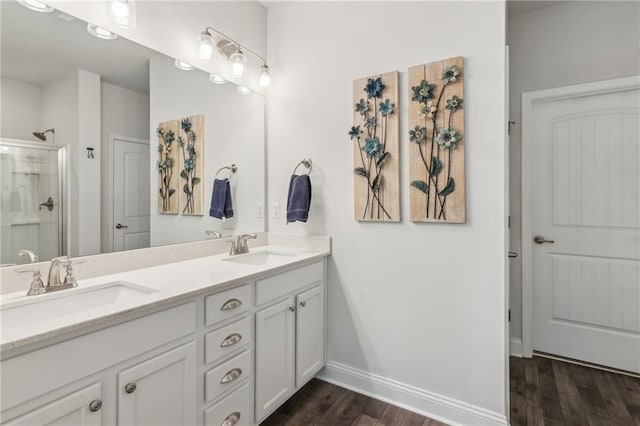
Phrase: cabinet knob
[
  {"left": 89, "top": 399, "right": 102, "bottom": 412},
  {"left": 220, "top": 333, "right": 242, "bottom": 348},
  {"left": 289, "top": 306, "right": 296, "bottom": 312},
  {"left": 125, "top": 382, "right": 137, "bottom": 394},
  {"left": 220, "top": 368, "right": 242, "bottom": 384},
  {"left": 221, "top": 412, "right": 241, "bottom": 426},
  {"left": 221, "top": 298, "right": 242, "bottom": 311},
  {"left": 300, "top": 301, "right": 307, "bottom": 307}
]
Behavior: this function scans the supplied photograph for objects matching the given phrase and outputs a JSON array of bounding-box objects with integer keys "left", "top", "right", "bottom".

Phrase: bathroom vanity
[{"left": 0, "top": 237, "right": 330, "bottom": 426}]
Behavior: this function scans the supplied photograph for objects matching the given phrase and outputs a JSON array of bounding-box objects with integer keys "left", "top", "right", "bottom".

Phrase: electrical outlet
[
  {"left": 256, "top": 202, "right": 264, "bottom": 218},
  {"left": 272, "top": 202, "right": 281, "bottom": 218}
]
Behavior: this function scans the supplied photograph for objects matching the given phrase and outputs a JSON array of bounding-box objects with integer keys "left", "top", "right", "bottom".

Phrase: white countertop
[{"left": 0, "top": 242, "right": 330, "bottom": 353}]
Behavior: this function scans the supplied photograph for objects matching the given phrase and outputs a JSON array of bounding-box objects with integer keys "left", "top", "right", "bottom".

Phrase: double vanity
[{"left": 0, "top": 235, "right": 330, "bottom": 426}]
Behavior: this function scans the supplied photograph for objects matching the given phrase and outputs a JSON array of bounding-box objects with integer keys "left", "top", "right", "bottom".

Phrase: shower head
[{"left": 33, "top": 128, "right": 55, "bottom": 141}]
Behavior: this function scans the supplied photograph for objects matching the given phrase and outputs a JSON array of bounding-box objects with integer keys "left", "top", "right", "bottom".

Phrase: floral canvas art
[
  {"left": 350, "top": 72, "right": 400, "bottom": 222},
  {"left": 408, "top": 57, "right": 466, "bottom": 223}
]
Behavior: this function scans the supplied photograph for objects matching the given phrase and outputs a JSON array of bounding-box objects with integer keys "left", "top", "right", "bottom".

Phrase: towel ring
[
  {"left": 215, "top": 164, "right": 237, "bottom": 179},
  {"left": 292, "top": 158, "right": 312, "bottom": 175}
]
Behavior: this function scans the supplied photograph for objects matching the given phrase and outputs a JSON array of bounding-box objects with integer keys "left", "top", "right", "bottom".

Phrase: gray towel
[
  {"left": 287, "top": 174, "right": 311, "bottom": 223},
  {"left": 209, "top": 178, "right": 233, "bottom": 219}
]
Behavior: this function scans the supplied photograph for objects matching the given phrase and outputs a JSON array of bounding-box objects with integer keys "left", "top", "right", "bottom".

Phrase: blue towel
[
  {"left": 287, "top": 174, "right": 311, "bottom": 223},
  {"left": 209, "top": 178, "right": 234, "bottom": 219}
]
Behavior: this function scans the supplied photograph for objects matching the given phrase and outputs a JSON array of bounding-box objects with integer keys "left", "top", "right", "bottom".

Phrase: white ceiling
[
  {"left": 507, "top": 1, "right": 566, "bottom": 17},
  {"left": 1, "top": 1, "right": 157, "bottom": 94}
]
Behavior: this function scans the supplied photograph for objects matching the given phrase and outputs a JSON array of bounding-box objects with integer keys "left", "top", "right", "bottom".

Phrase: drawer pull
[
  {"left": 89, "top": 399, "right": 102, "bottom": 412},
  {"left": 220, "top": 368, "right": 242, "bottom": 384},
  {"left": 125, "top": 382, "right": 137, "bottom": 394},
  {"left": 220, "top": 333, "right": 243, "bottom": 348},
  {"left": 221, "top": 412, "right": 240, "bottom": 426},
  {"left": 221, "top": 298, "right": 242, "bottom": 311}
]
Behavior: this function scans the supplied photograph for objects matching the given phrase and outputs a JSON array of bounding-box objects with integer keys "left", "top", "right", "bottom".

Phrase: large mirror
[{"left": 0, "top": 1, "right": 265, "bottom": 265}]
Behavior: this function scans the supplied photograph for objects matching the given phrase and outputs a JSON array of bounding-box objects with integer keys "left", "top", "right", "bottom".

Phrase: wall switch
[
  {"left": 256, "top": 202, "right": 265, "bottom": 218},
  {"left": 272, "top": 202, "right": 281, "bottom": 218}
]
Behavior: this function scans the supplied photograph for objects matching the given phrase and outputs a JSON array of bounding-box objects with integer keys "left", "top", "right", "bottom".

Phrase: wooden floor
[
  {"left": 260, "top": 378, "right": 448, "bottom": 426},
  {"left": 510, "top": 355, "right": 640, "bottom": 426}
]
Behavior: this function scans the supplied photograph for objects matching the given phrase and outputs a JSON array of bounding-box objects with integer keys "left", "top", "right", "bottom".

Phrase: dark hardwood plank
[
  {"left": 261, "top": 411, "right": 290, "bottom": 426},
  {"left": 591, "top": 368, "right": 635, "bottom": 426},
  {"left": 284, "top": 380, "right": 346, "bottom": 425},
  {"left": 523, "top": 355, "right": 544, "bottom": 426},
  {"left": 360, "top": 397, "right": 388, "bottom": 420},
  {"left": 569, "top": 363, "right": 612, "bottom": 426},
  {"left": 615, "top": 373, "right": 640, "bottom": 425},
  {"left": 535, "top": 356, "right": 564, "bottom": 425},
  {"left": 552, "top": 359, "right": 589, "bottom": 425},
  {"left": 316, "top": 392, "right": 369, "bottom": 426},
  {"left": 422, "top": 419, "right": 449, "bottom": 426},
  {"left": 375, "top": 404, "right": 408, "bottom": 426},
  {"left": 510, "top": 356, "right": 527, "bottom": 426},
  {"left": 352, "top": 414, "right": 377, "bottom": 426},
  {"left": 399, "top": 410, "right": 428, "bottom": 426}
]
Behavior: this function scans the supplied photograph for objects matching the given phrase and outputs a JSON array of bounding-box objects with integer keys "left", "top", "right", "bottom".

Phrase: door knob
[
  {"left": 533, "top": 235, "right": 554, "bottom": 244},
  {"left": 115, "top": 223, "right": 128, "bottom": 229}
]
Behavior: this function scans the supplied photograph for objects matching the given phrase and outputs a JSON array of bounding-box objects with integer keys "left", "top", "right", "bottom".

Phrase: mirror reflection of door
[
  {"left": 0, "top": 141, "right": 65, "bottom": 264},
  {"left": 112, "top": 136, "right": 150, "bottom": 252}
]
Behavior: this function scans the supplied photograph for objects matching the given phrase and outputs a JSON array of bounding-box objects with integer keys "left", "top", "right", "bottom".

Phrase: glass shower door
[{"left": 0, "top": 140, "right": 66, "bottom": 265}]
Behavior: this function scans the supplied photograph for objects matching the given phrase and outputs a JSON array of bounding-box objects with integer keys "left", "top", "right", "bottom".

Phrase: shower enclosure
[{"left": 0, "top": 139, "right": 66, "bottom": 265}]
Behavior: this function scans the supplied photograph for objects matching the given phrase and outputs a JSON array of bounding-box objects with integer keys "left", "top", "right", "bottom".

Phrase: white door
[
  {"left": 526, "top": 78, "right": 640, "bottom": 373},
  {"left": 295, "top": 285, "right": 325, "bottom": 387},
  {"left": 118, "top": 342, "right": 197, "bottom": 426},
  {"left": 6, "top": 383, "right": 103, "bottom": 425},
  {"left": 255, "top": 297, "right": 295, "bottom": 422},
  {"left": 113, "top": 138, "right": 150, "bottom": 252}
]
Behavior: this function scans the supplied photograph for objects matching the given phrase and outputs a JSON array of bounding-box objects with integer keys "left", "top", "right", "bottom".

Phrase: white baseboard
[
  {"left": 510, "top": 338, "right": 523, "bottom": 357},
  {"left": 316, "top": 361, "right": 508, "bottom": 426}
]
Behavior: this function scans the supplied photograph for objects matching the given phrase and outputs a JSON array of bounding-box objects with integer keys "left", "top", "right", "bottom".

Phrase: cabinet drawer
[
  {"left": 256, "top": 261, "right": 324, "bottom": 306},
  {"left": 205, "top": 349, "right": 252, "bottom": 403},
  {"left": 205, "top": 285, "right": 251, "bottom": 327},
  {"left": 204, "top": 381, "right": 251, "bottom": 426},
  {"left": 205, "top": 317, "right": 251, "bottom": 365}
]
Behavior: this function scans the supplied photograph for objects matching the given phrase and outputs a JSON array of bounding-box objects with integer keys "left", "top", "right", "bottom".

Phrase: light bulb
[
  {"left": 259, "top": 64, "right": 271, "bottom": 88},
  {"left": 209, "top": 74, "right": 226, "bottom": 85},
  {"left": 17, "top": 0, "right": 54, "bottom": 12},
  {"left": 198, "top": 31, "right": 213, "bottom": 61},
  {"left": 229, "top": 49, "right": 245, "bottom": 77},
  {"left": 174, "top": 59, "right": 194, "bottom": 71},
  {"left": 237, "top": 86, "right": 251, "bottom": 95},
  {"left": 87, "top": 24, "right": 118, "bottom": 40}
]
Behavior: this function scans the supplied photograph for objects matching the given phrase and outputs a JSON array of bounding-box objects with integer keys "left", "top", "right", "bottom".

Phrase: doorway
[{"left": 521, "top": 77, "right": 640, "bottom": 373}]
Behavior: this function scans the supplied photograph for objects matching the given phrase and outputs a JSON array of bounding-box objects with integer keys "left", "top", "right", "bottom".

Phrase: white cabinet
[
  {"left": 255, "top": 279, "right": 325, "bottom": 423},
  {"left": 117, "top": 342, "right": 197, "bottom": 426},
  {"left": 6, "top": 383, "right": 104, "bottom": 426},
  {"left": 255, "top": 298, "right": 296, "bottom": 420}
]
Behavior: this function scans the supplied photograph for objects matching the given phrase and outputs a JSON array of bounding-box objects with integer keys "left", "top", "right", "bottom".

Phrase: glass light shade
[
  {"left": 237, "top": 86, "right": 251, "bottom": 95},
  {"left": 87, "top": 24, "right": 118, "bottom": 40},
  {"left": 17, "top": 0, "right": 54, "bottom": 13},
  {"left": 259, "top": 65, "right": 271, "bottom": 88},
  {"left": 198, "top": 32, "right": 213, "bottom": 61},
  {"left": 229, "top": 49, "right": 245, "bottom": 77},
  {"left": 109, "top": 0, "right": 129, "bottom": 18},
  {"left": 209, "top": 74, "right": 226, "bottom": 85},
  {"left": 109, "top": 0, "right": 135, "bottom": 28},
  {"left": 174, "top": 59, "right": 194, "bottom": 71}
]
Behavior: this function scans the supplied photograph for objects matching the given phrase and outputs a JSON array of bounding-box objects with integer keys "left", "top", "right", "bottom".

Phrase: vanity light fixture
[
  {"left": 209, "top": 74, "right": 226, "bottom": 85},
  {"left": 16, "top": 0, "right": 54, "bottom": 13},
  {"left": 174, "top": 59, "right": 195, "bottom": 71},
  {"left": 87, "top": 23, "right": 118, "bottom": 40},
  {"left": 198, "top": 26, "right": 271, "bottom": 88},
  {"left": 237, "top": 86, "right": 251, "bottom": 95},
  {"left": 109, "top": 0, "right": 135, "bottom": 28}
]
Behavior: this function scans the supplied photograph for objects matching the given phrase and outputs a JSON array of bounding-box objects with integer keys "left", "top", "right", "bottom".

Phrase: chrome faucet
[
  {"left": 206, "top": 230, "right": 223, "bottom": 239},
  {"left": 18, "top": 249, "right": 38, "bottom": 263},
  {"left": 18, "top": 256, "right": 81, "bottom": 296},
  {"left": 228, "top": 233, "right": 257, "bottom": 255},
  {"left": 47, "top": 256, "right": 67, "bottom": 288}
]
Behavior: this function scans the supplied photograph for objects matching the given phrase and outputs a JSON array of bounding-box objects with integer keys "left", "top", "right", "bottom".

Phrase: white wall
[
  {"left": 267, "top": 2, "right": 508, "bottom": 424},
  {"left": 149, "top": 55, "right": 265, "bottom": 246},
  {"left": 100, "top": 82, "right": 150, "bottom": 252},
  {"left": 0, "top": 77, "right": 42, "bottom": 140},
  {"left": 507, "top": 1, "right": 640, "bottom": 342},
  {"left": 48, "top": 1, "right": 268, "bottom": 93}
]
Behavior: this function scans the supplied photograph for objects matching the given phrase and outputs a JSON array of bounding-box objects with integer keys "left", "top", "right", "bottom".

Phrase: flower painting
[
  {"left": 156, "top": 114, "right": 204, "bottom": 215},
  {"left": 408, "top": 57, "right": 466, "bottom": 223},
  {"left": 350, "top": 72, "right": 400, "bottom": 222}
]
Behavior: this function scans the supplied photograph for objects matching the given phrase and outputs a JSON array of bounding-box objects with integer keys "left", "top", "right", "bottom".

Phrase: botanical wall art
[
  {"left": 156, "top": 114, "right": 204, "bottom": 215},
  {"left": 408, "top": 56, "right": 466, "bottom": 223},
  {"left": 350, "top": 71, "right": 400, "bottom": 222}
]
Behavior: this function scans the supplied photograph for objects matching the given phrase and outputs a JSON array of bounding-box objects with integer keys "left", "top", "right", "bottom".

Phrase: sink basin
[
  {"left": 222, "top": 250, "right": 299, "bottom": 266},
  {"left": 1, "top": 281, "right": 156, "bottom": 330}
]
